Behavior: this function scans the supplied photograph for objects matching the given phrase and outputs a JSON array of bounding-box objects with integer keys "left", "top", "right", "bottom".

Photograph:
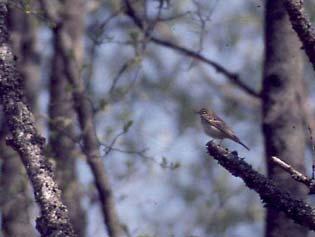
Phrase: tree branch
[
  {"left": 283, "top": 0, "right": 315, "bottom": 70},
  {"left": 38, "top": 1, "right": 123, "bottom": 236},
  {"left": 206, "top": 141, "right": 315, "bottom": 230},
  {"left": 271, "top": 156, "right": 310, "bottom": 186},
  {"left": 281, "top": 0, "right": 315, "bottom": 194},
  {"left": 123, "top": 0, "right": 260, "bottom": 98},
  {"left": 270, "top": 156, "right": 315, "bottom": 194},
  {"left": 0, "top": 2, "right": 75, "bottom": 236}
]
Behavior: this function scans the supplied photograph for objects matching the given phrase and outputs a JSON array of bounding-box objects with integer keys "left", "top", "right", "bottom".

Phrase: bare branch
[
  {"left": 123, "top": 0, "right": 260, "bottom": 98},
  {"left": 271, "top": 156, "right": 310, "bottom": 186},
  {"left": 109, "top": 59, "right": 134, "bottom": 95},
  {"left": 207, "top": 141, "right": 315, "bottom": 230},
  {"left": 283, "top": 0, "right": 315, "bottom": 70},
  {"left": 103, "top": 123, "right": 131, "bottom": 156},
  {"left": 150, "top": 37, "right": 260, "bottom": 98},
  {"left": 270, "top": 156, "right": 315, "bottom": 194}
]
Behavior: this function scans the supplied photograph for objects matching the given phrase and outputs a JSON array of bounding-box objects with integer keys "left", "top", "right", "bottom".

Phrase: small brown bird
[{"left": 196, "top": 108, "right": 250, "bottom": 150}]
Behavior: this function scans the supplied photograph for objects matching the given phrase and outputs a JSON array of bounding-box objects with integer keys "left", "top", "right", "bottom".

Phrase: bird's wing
[{"left": 201, "top": 113, "right": 237, "bottom": 139}]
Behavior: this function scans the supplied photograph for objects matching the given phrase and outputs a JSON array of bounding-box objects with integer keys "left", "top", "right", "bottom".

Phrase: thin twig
[
  {"left": 271, "top": 156, "right": 311, "bottom": 186},
  {"left": 123, "top": 0, "right": 260, "bottom": 98},
  {"left": 109, "top": 59, "right": 134, "bottom": 95},
  {"left": 270, "top": 155, "right": 315, "bottom": 194},
  {"left": 104, "top": 130, "right": 128, "bottom": 156},
  {"left": 307, "top": 126, "right": 315, "bottom": 180}
]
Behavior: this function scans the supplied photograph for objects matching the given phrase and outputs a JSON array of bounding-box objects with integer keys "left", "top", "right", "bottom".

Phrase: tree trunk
[
  {"left": 48, "top": 0, "right": 86, "bottom": 236},
  {"left": 262, "top": 1, "right": 308, "bottom": 236},
  {"left": 0, "top": 5, "right": 39, "bottom": 237},
  {"left": 38, "top": 0, "right": 124, "bottom": 235},
  {"left": 0, "top": 2, "right": 75, "bottom": 236}
]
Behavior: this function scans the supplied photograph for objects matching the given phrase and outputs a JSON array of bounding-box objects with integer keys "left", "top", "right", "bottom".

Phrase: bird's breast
[{"left": 201, "top": 120, "right": 226, "bottom": 139}]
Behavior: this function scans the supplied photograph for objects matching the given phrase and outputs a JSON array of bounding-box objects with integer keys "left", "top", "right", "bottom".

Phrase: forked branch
[{"left": 207, "top": 141, "right": 315, "bottom": 230}]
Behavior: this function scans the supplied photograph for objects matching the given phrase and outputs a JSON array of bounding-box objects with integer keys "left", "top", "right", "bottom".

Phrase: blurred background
[{"left": 3, "top": 0, "right": 315, "bottom": 236}]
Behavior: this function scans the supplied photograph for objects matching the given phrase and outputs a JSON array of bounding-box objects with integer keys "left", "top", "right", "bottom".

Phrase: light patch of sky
[
  {"left": 37, "top": 27, "right": 54, "bottom": 138},
  {"left": 177, "top": 1, "right": 264, "bottom": 74},
  {"left": 87, "top": 203, "right": 107, "bottom": 236},
  {"left": 232, "top": 30, "right": 263, "bottom": 72},
  {"left": 92, "top": 33, "right": 135, "bottom": 94},
  {"left": 77, "top": 159, "right": 94, "bottom": 185},
  {"left": 228, "top": 222, "right": 263, "bottom": 237},
  {"left": 164, "top": 128, "right": 204, "bottom": 164},
  {"left": 37, "top": 27, "right": 52, "bottom": 55},
  {"left": 142, "top": 46, "right": 181, "bottom": 80},
  {"left": 138, "top": 102, "right": 177, "bottom": 155},
  {"left": 115, "top": 168, "right": 187, "bottom": 235}
]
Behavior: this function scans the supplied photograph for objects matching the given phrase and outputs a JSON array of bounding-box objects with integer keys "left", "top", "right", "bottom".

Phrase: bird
[{"left": 196, "top": 108, "right": 250, "bottom": 150}]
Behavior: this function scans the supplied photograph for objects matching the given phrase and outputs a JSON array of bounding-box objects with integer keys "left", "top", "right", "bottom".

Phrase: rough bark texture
[
  {"left": 283, "top": 0, "right": 315, "bottom": 70},
  {"left": 262, "top": 1, "right": 308, "bottom": 236},
  {"left": 39, "top": 0, "right": 123, "bottom": 236},
  {"left": 0, "top": 6, "right": 39, "bottom": 237},
  {"left": 206, "top": 142, "right": 315, "bottom": 230},
  {"left": 48, "top": 1, "right": 86, "bottom": 236},
  {"left": 0, "top": 3, "right": 75, "bottom": 236},
  {"left": 0, "top": 126, "right": 36, "bottom": 237}
]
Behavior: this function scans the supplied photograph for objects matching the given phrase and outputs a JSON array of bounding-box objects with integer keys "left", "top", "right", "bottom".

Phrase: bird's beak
[{"left": 193, "top": 110, "right": 200, "bottom": 114}]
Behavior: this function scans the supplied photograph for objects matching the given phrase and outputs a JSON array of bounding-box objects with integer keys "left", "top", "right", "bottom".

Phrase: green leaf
[
  {"left": 170, "top": 162, "right": 181, "bottom": 170},
  {"left": 160, "top": 157, "right": 168, "bottom": 168},
  {"left": 123, "top": 120, "right": 133, "bottom": 133}
]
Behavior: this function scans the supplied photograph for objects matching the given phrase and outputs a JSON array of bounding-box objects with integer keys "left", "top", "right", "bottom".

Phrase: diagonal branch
[
  {"left": 283, "top": 0, "right": 315, "bottom": 70},
  {"left": 271, "top": 156, "right": 311, "bottom": 186},
  {"left": 123, "top": 0, "right": 260, "bottom": 98},
  {"left": 150, "top": 37, "right": 260, "bottom": 98},
  {"left": 271, "top": 156, "right": 315, "bottom": 194},
  {"left": 0, "top": 2, "right": 75, "bottom": 236},
  {"left": 282, "top": 0, "right": 315, "bottom": 193},
  {"left": 207, "top": 141, "right": 315, "bottom": 230}
]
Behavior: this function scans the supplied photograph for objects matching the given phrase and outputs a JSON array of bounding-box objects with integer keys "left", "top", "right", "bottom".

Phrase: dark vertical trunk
[
  {"left": 38, "top": 0, "right": 123, "bottom": 234},
  {"left": 48, "top": 0, "right": 86, "bottom": 236},
  {"left": 0, "top": 6, "right": 39, "bottom": 237},
  {"left": 262, "top": 1, "right": 308, "bottom": 236}
]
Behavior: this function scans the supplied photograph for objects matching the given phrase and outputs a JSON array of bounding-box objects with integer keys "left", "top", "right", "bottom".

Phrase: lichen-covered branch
[
  {"left": 283, "top": 0, "right": 315, "bottom": 70},
  {"left": 0, "top": 2, "right": 75, "bottom": 237},
  {"left": 206, "top": 141, "right": 315, "bottom": 230}
]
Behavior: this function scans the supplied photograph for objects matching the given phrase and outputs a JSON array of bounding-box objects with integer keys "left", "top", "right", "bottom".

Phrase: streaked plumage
[{"left": 197, "top": 108, "right": 250, "bottom": 150}]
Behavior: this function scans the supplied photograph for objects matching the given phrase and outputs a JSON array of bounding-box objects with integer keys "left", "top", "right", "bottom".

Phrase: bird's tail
[{"left": 238, "top": 140, "right": 250, "bottom": 151}]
